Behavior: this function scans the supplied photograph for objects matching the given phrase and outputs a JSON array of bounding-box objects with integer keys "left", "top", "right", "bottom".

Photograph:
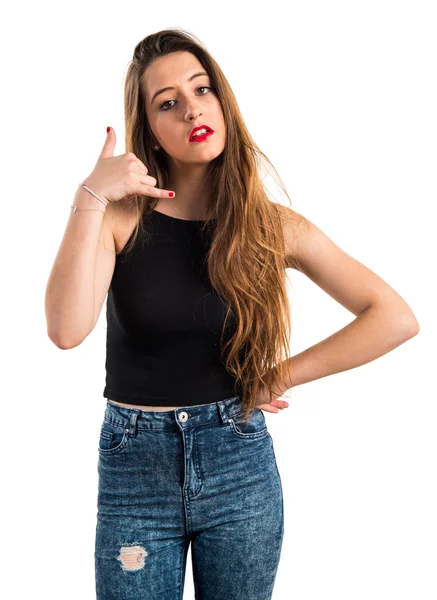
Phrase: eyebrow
[{"left": 150, "top": 71, "right": 209, "bottom": 105}]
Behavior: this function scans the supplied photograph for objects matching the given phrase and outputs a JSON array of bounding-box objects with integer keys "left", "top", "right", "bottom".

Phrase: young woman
[{"left": 45, "top": 28, "right": 419, "bottom": 600}]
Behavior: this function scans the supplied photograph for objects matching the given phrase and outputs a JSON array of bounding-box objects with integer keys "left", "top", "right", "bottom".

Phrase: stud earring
[{"left": 153, "top": 144, "right": 160, "bottom": 151}]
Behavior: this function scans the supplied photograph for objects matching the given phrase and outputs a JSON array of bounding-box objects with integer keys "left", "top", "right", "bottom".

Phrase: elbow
[
  {"left": 405, "top": 319, "right": 420, "bottom": 338},
  {"left": 46, "top": 312, "right": 94, "bottom": 349},
  {"left": 47, "top": 329, "right": 88, "bottom": 350},
  {"left": 376, "top": 300, "right": 420, "bottom": 340},
  {"left": 398, "top": 313, "right": 420, "bottom": 341},
  {"left": 400, "top": 308, "right": 420, "bottom": 338}
]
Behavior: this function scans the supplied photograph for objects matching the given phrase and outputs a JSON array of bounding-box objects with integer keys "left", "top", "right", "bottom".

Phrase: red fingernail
[
  {"left": 169, "top": 192, "right": 174, "bottom": 197},
  {"left": 106, "top": 126, "right": 110, "bottom": 133}
]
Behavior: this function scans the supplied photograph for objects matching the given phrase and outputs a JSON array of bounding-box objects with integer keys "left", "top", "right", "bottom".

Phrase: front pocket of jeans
[
  {"left": 229, "top": 409, "right": 269, "bottom": 439},
  {"left": 98, "top": 421, "right": 130, "bottom": 455}
]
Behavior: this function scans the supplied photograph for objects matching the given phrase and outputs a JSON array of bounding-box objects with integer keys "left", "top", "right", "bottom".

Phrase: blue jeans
[{"left": 95, "top": 395, "right": 285, "bottom": 599}]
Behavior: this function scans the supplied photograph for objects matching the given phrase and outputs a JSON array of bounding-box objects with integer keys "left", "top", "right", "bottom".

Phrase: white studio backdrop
[{"left": 1, "top": 1, "right": 435, "bottom": 599}]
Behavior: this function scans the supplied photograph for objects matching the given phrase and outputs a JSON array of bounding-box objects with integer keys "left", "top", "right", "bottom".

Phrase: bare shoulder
[
  {"left": 272, "top": 202, "right": 309, "bottom": 270},
  {"left": 272, "top": 202, "right": 419, "bottom": 320}
]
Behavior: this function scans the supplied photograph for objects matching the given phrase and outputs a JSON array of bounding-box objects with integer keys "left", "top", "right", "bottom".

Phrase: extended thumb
[{"left": 99, "top": 126, "right": 116, "bottom": 159}]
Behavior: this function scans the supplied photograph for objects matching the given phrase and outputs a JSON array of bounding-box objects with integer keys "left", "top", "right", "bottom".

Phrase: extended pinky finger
[{"left": 139, "top": 180, "right": 175, "bottom": 198}]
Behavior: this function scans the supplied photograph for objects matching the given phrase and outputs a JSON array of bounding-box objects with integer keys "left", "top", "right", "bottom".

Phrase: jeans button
[{"left": 178, "top": 411, "right": 188, "bottom": 422}]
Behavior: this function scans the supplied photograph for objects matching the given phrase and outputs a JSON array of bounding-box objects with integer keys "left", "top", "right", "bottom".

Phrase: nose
[{"left": 184, "top": 103, "right": 202, "bottom": 122}]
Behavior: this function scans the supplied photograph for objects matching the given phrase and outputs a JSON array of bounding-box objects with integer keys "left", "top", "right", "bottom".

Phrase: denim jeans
[{"left": 95, "top": 395, "right": 285, "bottom": 599}]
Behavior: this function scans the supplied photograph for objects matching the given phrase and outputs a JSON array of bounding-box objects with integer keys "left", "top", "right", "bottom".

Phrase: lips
[{"left": 189, "top": 125, "right": 214, "bottom": 142}]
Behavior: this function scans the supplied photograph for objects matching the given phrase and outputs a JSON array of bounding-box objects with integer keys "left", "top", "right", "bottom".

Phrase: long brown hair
[{"left": 121, "top": 28, "right": 297, "bottom": 422}]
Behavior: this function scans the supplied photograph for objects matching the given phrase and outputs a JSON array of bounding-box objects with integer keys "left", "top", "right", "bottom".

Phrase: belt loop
[
  {"left": 127, "top": 410, "right": 140, "bottom": 437},
  {"left": 217, "top": 401, "right": 230, "bottom": 425}
]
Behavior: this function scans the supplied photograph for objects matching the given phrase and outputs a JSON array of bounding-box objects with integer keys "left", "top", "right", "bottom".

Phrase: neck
[{"left": 161, "top": 163, "right": 210, "bottom": 219}]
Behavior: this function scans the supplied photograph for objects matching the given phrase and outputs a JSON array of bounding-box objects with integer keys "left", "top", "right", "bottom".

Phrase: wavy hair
[{"left": 120, "top": 28, "right": 297, "bottom": 422}]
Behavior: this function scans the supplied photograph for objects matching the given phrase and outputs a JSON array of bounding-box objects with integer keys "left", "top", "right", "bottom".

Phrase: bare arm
[
  {"left": 44, "top": 186, "right": 115, "bottom": 349},
  {"left": 44, "top": 127, "right": 177, "bottom": 349},
  {"left": 279, "top": 207, "right": 420, "bottom": 390}
]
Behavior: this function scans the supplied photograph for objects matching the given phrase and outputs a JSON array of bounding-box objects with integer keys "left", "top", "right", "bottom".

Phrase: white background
[{"left": 2, "top": 0, "right": 435, "bottom": 598}]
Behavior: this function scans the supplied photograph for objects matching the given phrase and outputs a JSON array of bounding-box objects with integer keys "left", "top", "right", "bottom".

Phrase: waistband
[{"left": 103, "top": 395, "right": 247, "bottom": 433}]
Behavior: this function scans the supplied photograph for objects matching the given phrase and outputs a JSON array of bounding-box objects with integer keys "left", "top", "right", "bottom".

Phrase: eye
[{"left": 159, "top": 86, "right": 212, "bottom": 111}]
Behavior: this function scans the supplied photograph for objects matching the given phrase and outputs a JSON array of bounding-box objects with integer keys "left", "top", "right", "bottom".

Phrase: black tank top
[{"left": 103, "top": 209, "right": 242, "bottom": 406}]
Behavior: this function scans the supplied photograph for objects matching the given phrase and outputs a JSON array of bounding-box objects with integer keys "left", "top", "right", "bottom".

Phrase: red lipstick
[{"left": 189, "top": 125, "right": 214, "bottom": 142}]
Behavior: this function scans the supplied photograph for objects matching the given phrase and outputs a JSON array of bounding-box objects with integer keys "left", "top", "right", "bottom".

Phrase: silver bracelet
[
  {"left": 70, "top": 205, "right": 105, "bottom": 214},
  {"left": 78, "top": 182, "right": 109, "bottom": 207}
]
